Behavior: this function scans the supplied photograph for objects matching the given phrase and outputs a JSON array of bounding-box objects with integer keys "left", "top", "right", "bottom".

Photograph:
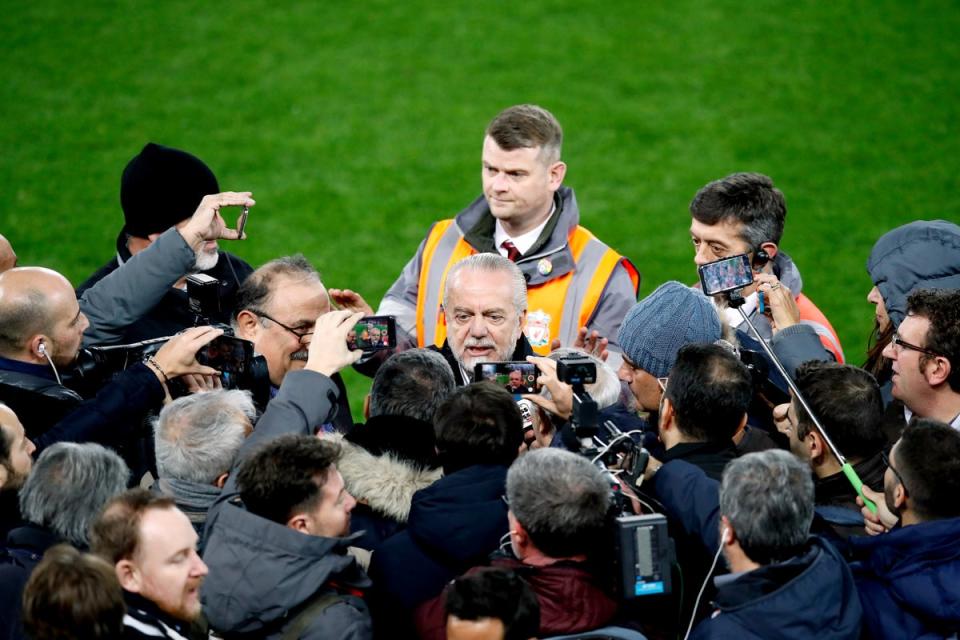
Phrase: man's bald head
[
  {"left": 0, "top": 267, "right": 88, "bottom": 365},
  {"left": 0, "top": 235, "right": 16, "bottom": 273}
]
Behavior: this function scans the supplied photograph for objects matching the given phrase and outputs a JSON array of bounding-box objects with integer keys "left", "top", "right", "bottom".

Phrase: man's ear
[
  {"left": 363, "top": 394, "right": 371, "bottom": 421},
  {"left": 547, "top": 161, "right": 567, "bottom": 191},
  {"left": 759, "top": 242, "right": 779, "bottom": 263},
  {"left": 214, "top": 473, "right": 229, "bottom": 489},
  {"left": 519, "top": 309, "right": 527, "bottom": 332},
  {"left": 925, "top": 356, "right": 952, "bottom": 387},
  {"left": 659, "top": 397, "right": 675, "bottom": 431},
  {"left": 27, "top": 335, "right": 48, "bottom": 361},
  {"left": 808, "top": 430, "right": 827, "bottom": 462},
  {"left": 234, "top": 310, "right": 260, "bottom": 341},
  {"left": 116, "top": 559, "right": 141, "bottom": 593},
  {"left": 287, "top": 512, "right": 311, "bottom": 534}
]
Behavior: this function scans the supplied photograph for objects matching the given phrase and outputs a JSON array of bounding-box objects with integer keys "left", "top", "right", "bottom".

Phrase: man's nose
[
  {"left": 469, "top": 315, "right": 489, "bottom": 337},
  {"left": 693, "top": 244, "right": 711, "bottom": 267}
]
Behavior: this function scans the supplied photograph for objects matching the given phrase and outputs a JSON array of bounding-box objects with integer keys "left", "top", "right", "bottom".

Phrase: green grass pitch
[{"left": 2, "top": 1, "right": 958, "bottom": 416}]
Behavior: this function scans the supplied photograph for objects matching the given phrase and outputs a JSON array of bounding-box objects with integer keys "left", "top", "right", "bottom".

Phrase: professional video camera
[{"left": 63, "top": 274, "right": 271, "bottom": 407}]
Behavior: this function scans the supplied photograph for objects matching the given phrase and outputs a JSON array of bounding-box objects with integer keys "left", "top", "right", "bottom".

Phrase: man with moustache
[
  {"left": 77, "top": 143, "right": 253, "bottom": 344},
  {"left": 91, "top": 489, "right": 210, "bottom": 640}
]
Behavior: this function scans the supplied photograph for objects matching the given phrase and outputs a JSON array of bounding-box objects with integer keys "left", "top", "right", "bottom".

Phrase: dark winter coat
[{"left": 849, "top": 517, "right": 960, "bottom": 639}]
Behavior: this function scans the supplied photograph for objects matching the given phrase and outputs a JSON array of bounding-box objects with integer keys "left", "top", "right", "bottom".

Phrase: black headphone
[{"left": 753, "top": 248, "right": 771, "bottom": 270}]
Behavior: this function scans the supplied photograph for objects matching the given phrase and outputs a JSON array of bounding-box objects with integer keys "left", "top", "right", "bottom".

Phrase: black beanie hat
[{"left": 120, "top": 143, "right": 219, "bottom": 238}]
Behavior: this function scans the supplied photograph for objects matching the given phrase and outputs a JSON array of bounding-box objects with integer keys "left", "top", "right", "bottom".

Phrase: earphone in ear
[
  {"left": 721, "top": 527, "right": 732, "bottom": 545},
  {"left": 37, "top": 342, "right": 46, "bottom": 356},
  {"left": 753, "top": 248, "right": 771, "bottom": 270}
]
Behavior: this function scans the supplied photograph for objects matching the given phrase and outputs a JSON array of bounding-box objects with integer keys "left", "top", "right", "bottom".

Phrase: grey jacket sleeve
[
  {"left": 583, "top": 261, "right": 638, "bottom": 368},
  {"left": 771, "top": 323, "right": 834, "bottom": 379},
  {"left": 79, "top": 228, "right": 196, "bottom": 346},
  {"left": 206, "top": 370, "right": 341, "bottom": 534},
  {"left": 376, "top": 230, "right": 433, "bottom": 339}
]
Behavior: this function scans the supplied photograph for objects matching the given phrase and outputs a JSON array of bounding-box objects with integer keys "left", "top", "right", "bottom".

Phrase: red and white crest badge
[{"left": 525, "top": 309, "right": 552, "bottom": 348}]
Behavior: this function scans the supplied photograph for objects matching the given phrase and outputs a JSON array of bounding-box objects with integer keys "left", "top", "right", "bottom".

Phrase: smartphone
[
  {"left": 236, "top": 206, "right": 249, "bottom": 237},
  {"left": 196, "top": 335, "right": 255, "bottom": 374},
  {"left": 350, "top": 316, "right": 397, "bottom": 352},
  {"left": 474, "top": 361, "right": 540, "bottom": 394},
  {"left": 698, "top": 254, "right": 754, "bottom": 296}
]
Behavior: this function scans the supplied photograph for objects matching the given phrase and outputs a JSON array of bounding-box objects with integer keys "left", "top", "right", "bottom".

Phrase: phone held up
[
  {"left": 349, "top": 316, "right": 397, "bottom": 352},
  {"left": 697, "top": 253, "right": 754, "bottom": 297},
  {"left": 474, "top": 361, "right": 540, "bottom": 395}
]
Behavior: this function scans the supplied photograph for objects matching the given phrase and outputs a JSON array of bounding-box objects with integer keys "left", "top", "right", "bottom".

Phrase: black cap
[{"left": 120, "top": 143, "right": 219, "bottom": 238}]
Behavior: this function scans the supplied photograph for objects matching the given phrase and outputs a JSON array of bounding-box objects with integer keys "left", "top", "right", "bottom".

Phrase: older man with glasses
[
  {"left": 232, "top": 254, "right": 354, "bottom": 431},
  {"left": 880, "top": 288, "right": 960, "bottom": 431}
]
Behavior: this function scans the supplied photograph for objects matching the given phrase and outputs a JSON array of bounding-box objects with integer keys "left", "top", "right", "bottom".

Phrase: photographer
[{"left": 0, "top": 265, "right": 224, "bottom": 456}]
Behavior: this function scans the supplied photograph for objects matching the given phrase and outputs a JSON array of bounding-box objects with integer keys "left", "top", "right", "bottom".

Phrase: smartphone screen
[
  {"left": 350, "top": 316, "right": 397, "bottom": 352},
  {"left": 196, "top": 335, "right": 254, "bottom": 374},
  {"left": 474, "top": 361, "right": 540, "bottom": 394},
  {"left": 698, "top": 254, "right": 754, "bottom": 296}
]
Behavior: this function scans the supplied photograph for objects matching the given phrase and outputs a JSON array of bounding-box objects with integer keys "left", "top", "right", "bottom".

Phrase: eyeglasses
[
  {"left": 656, "top": 377, "right": 669, "bottom": 392},
  {"left": 891, "top": 332, "right": 939, "bottom": 358},
  {"left": 881, "top": 450, "right": 909, "bottom": 495},
  {"left": 253, "top": 310, "right": 314, "bottom": 341}
]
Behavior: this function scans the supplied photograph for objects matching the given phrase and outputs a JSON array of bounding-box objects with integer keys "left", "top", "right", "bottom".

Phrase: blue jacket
[
  {"left": 849, "top": 517, "right": 960, "bottom": 639},
  {"left": 369, "top": 464, "right": 510, "bottom": 611},
  {"left": 692, "top": 537, "right": 862, "bottom": 640}
]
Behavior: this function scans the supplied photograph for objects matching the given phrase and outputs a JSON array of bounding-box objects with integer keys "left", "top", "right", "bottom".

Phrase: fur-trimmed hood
[{"left": 325, "top": 432, "right": 442, "bottom": 522}]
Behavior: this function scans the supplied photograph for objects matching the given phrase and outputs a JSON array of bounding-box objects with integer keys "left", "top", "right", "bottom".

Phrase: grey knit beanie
[{"left": 617, "top": 281, "right": 722, "bottom": 378}]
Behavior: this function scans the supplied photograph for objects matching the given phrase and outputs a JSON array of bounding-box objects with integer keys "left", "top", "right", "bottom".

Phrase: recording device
[
  {"left": 612, "top": 514, "right": 674, "bottom": 599},
  {"left": 474, "top": 361, "right": 540, "bottom": 394},
  {"left": 556, "top": 355, "right": 599, "bottom": 443},
  {"left": 186, "top": 273, "right": 222, "bottom": 322},
  {"left": 350, "top": 316, "right": 397, "bottom": 352},
  {"left": 698, "top": 253, "right": 753, "bottom": 297},
  {"left": 236, "top": 206, "right": 249, "bottom": 238},
  {"left": 196, "top": 335, "right": 255, "bottom": 375}
]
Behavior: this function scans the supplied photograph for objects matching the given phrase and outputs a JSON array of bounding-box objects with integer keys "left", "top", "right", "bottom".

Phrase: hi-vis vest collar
[{"left": 415, "top": 220, "right": 640, "bottom": 355}]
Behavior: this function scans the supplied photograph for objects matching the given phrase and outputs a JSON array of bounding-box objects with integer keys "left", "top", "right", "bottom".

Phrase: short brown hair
[
  {"left": 485, "top": 104, "right": 563, "bottom": 164},
  {"left": 22, "top": 544, "right": 125, "bottom": 640},
  {"left": 89, "top": 488, "right": 175, "bottom": 564}
]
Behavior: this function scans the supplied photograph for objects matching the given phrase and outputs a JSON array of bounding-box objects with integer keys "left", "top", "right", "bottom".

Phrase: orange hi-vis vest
[{"left": 415, "top": 219, "right": 640, "bottom": 355}]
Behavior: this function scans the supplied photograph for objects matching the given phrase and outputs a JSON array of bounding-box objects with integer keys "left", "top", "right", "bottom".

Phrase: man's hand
[
  {"left": 152, "top": 326, "right": 224, "bottom": 379},
  {"left": 306, "top": 310, "right": 365, "bottom": 377},
  {"left": 328, "top": 289, "right": 374, "bottom": 315},
  {"left": 858, "top": 485, "right": 898, "bottom": 535},
  {"left": 754, "top": 273, "right": 799, "bottom": 334},
  {"left": 549, "top": 327, "right": 609, "bottom": 362},
  {"left": 178, "top": 192, "right": 256, "bottom": 250},
  {"left": 522, "top": 356, "right": 573, "bottom": 420}
]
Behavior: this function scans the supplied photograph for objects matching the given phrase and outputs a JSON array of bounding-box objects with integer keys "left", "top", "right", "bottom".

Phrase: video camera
[{"left": 63, "top": 274, "right": 271, "bottom": 407}]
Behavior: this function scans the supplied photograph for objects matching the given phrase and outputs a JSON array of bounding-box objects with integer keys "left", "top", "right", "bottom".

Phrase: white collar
[
  {"left": 903, "top": 405, "right": 960, "bottom": 430},
  {"left": 493, "top": 203, "right": 555, "bottom": 258}
]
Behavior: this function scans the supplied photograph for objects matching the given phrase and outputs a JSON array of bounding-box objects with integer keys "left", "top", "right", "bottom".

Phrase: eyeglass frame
[
  {"left": 251, "top": 309, "right": 314, "bottom": 341},
  {"left": 881, "top": 450, "right": 909, "bottom": 496},
  {"left": 891, "top": 332, "right": 940, "bottom": 359}
]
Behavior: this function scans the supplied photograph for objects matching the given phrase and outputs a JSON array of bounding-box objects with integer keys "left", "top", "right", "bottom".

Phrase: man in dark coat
[
  {"left": 415, "top": 448, "right": 617, "bottom": 639},
  {"left": 851, "top": 419, "right": 960, "bottom": 639},
  {"left": 774, "top": 360, "right": 888, "bottom": 539},
  {"left": 368, "top": 383, "right": 523, "bottom": 635},
  {"left": 76, "top": 143, "right": 253, "bottom": 345},
  {"left": 689, "top": 450, "right": 861, "bottom": 639}
]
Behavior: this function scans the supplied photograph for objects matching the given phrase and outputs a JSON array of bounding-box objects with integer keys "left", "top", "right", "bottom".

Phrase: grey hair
[
  {"left": 370, "top": 349, "right": 456, "bottom": 423},
  {"left": 546, "top": 348, "right": 621, "bottom": 410},
  {"left": 443, "top": 253, "right": 527, "bottom": 316},
  {"left": 154, "top": 389, "right": 255, "bottom": 485},
  {"left": 506, "top": 448, "right": 610, "bottom": 558},
  {"left": 720, "top": 449, "right": 814, "bottom": 565},
  {"left": 233, "top": 254, "right": 322, "bottom": 327},
  {"left": 20, "top": 443, "right": 129, "bottom": 548}
]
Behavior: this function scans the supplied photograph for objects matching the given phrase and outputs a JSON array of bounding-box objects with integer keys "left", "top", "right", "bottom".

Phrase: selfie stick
[{"left": 727, "top": 290, "right": 878, "bottom": 515}]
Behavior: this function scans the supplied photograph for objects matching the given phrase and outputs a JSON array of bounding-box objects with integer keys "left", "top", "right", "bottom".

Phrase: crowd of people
[{"left": 0, "top": 104, "right": 959, "bottom": 640}]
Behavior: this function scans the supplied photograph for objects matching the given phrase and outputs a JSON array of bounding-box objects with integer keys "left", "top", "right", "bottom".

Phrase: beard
[
  {"left": 454, "top": 323, "right": 521, "bottom": 376},
  {"left": 192, "top": 246, "right": 220, "bottom": 272}
]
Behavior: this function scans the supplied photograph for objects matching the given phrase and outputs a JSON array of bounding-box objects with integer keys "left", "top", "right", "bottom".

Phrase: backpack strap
[{"left": 279, "top": 592, "right": 343, "bottom": 640}]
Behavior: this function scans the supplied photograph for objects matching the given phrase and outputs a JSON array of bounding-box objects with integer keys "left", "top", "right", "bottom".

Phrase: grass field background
[{"left": 2, "top": 2, "right": 958, "bottom": 415}]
